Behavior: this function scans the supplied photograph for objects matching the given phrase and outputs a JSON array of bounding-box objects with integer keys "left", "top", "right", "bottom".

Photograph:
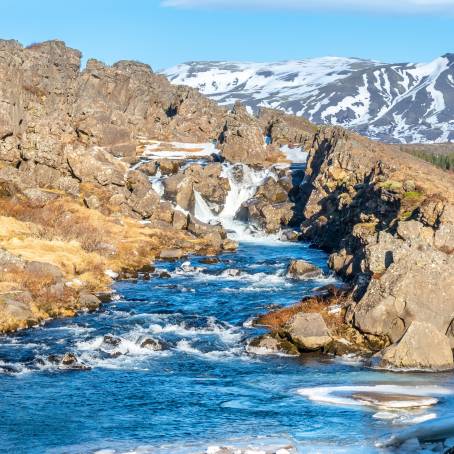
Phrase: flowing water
[{"left": 1, "top": 145, "right": 454, "bottom": 453}]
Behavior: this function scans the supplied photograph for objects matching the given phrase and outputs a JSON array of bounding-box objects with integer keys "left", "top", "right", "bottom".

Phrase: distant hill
[{"left": 163, "top": 55, "right": 454, "bottom": 144}]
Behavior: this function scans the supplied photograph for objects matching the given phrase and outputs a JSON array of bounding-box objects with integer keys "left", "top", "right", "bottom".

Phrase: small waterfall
[
  {"left": 191, "top": 163, "right": 278, "bottom": 241},
  {"left": 150, "top": 170, "right": 165, "bottom": 196},
  {"left": 139, "top": 141, "right": 303, "bottom": 241},
  {"left": 193, "top": 190, "right": 215, "bottom": 224}
]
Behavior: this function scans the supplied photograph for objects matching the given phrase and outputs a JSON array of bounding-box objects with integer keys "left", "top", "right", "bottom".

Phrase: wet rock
[
  {"left": 200, "top": 257, "right": 220, "bottom": 264},
  {"left": 103, "top": 334, "right": 122, "bottom": 347},
  {"left": 163, "top": 174, "right": 194, "bottom": 211},
  {"left": 379, "top": 322, "right": 454, "bottom": 371},
  {"left": 0, "top": 291, "right": 36, "bottom": 333},
  {"left": 157, "top": 158, "right": 181, "bottom": 175},
  {"left": 222, "top": 239, "right": 238, "bottom": 251},
  {"left": 139, "top": 337, "right": 167, "bottom": 350},
  {"left": 48, "top": 353, "right": 91, "bottom": 371},
  {"left": 138, "top": 161, "right": 157, "bottom": 176},
  {"left": 286, "top": 260, "right": 321, "bottom": 279},
  {"left": 188, "top": 217, "right": 226, "bottom": 239},
  {"left": 238, "top": 198, "right": 293, "bottom": 234},
  {"left": 220, "top": 268, "right": 242, "bottom": 277},
  {"left": 279, "top": 229, "right": 300, "bottom": 242},
  {"left": 61, "top": 352, "right": 78, "bottom": 366},
  {"left": 159, "top": 271, "right": 171, "bottom": 279},
  {"left": 184, "top": 162, "right": 230, "bottom": 209},
  {"left": 248, "top": 334, "right": 299, "bottom": 356},
  {"left": 283, "top": 312, "right": 332, "bottom": 351}
]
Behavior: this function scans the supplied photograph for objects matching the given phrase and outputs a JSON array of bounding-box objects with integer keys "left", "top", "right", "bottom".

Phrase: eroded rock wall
[{"left": 296, "top": 125, "right": 454, "bottom": 368}]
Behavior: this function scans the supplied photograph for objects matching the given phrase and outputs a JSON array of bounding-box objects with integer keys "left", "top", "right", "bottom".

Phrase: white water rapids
[{"left": 139, "top": 140, "right": 300, "bottom": 241}]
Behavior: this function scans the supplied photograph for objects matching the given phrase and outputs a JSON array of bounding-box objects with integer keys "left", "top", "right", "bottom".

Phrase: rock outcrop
[
  {"left": 275, "top": 126, "right": 454, "bottom": 370},
  {"left": 1, "top": 39, "right": 274, "bottom": 333},
  {"left": 286, "top": 260, "right": 321, "bottom": 279},
  {"left": 219, "top": 102, "right": 284, "bottom": 166},
  {"left": 379, "top": 322, "right": 454, "bottom": 371},
  {"left": 2, "top": 38, "right": 454, "bottom": 375},
  {"left": 283, "top": 312, "right": 332, "bottom": 351}
]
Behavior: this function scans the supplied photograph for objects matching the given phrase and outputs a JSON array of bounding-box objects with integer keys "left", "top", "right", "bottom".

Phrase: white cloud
[{"left": 161, "top": 0, "right": 454, "bottom": 13}]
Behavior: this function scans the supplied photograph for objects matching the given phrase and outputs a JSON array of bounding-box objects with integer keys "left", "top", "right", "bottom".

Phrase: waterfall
[
  {"left": 193, "top": 190, "right": 215, "bottom": 224},
  {"left": 139, "top": 141, "right": 300, "bottom": 241},
  {"left": 191, "top": 163, "right": 278, "bottom": 241},
  {"left": 150, "top": 170, "right": 165, "bottom": 196}
]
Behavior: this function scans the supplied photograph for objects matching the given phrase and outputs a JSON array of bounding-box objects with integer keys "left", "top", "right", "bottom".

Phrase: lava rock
[{"left": 283, "top": 312, "right": 332, "bottom": 351}]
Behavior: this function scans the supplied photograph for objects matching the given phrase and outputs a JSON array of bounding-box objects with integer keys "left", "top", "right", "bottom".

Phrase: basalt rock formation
[
  {"left": 1, "top": 39, "right": 454, "bottom": 373},
  {"left": 258, "top": 119, "right": 454, "bottom": 370},
  {"left": 0, "top": 39, "right": 286, "bottom": 333}
]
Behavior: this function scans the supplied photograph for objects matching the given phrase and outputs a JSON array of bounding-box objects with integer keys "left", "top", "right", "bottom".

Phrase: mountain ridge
[{"left": 163, "top": 55, "right": 454, "bottom": 144}]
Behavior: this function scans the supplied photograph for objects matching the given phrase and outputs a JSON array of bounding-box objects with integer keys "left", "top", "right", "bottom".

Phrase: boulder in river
[
  {"left": 48, "top": 353, "right": 91, "bottom": 371},
  {"left": 286, "top": 260, "right": 321, "bottom": 279},
  {"left": 283, "top": 312, "right": 331, "bottom": 351},
  {"left": 379, "top": 322, "right": 454, "bottom": 371},
  {"left": 248, "top": 334, "right": 299, "bottom": 356},
  {"left": 139, "top": 337, "right": 167, "bottom": 351}
]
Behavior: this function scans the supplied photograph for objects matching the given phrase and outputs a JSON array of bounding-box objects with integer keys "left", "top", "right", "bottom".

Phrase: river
[
  {"left": 1, "top": 238, "right": 454, "bottom": 453},
  {"left": 1, "top": 145, "right": 454, "bottom": 453}
]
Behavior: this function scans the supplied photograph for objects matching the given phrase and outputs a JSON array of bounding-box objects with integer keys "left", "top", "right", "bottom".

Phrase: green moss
[
  {"left": 399, "top": 210, "right": 414, "bottom": 220},
  {"left": 403, "top": 191, "right": 423, "bottom": 200},
  {"left": 380, "top": 180, "right": 402, "bottom": 192}
]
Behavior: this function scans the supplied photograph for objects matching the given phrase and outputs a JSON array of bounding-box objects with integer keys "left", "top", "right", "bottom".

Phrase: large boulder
[
  {"left": 353, "top": 248, "right": 454, "bottom": 344},
  {"left": 238, "top": 199, "right": 294, "bottom": 233},
  {"left": 247, "top": 334, "right": 299, "bottom": 356},
  {"left": 219, "top": 102, "right": 283, "bottom": 166},
  {"left": 286, "top": 260, "right": 321, "bottom": 279},
  {"left": 379, "top": 322, "right": 454, "bottom": 371},
  {"left": 283, "top": 312, "right": 331, "bottom": 351},
  {"left": 66, "top": 146, "right": 128, "bottom": 187},
  {"left": 184, "top": 163, "right": 230, "bottom": 210},
  {"left": 0, "top": 291, "right": 36, "bottom": 333}
]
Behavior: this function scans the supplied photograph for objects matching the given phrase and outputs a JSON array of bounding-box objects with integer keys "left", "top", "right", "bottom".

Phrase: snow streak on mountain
[{"left": 163, "top": 55, "right": 454, "bottom": 143}]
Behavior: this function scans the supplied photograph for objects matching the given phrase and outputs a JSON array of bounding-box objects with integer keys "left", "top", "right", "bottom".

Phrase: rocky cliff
[
  {"left": 1, "top": 40, "right": 454, "bottom": 372},
  {"left": 0, "top": 40, "right": 285, "bottom": 333},
  {"left": 256, "top": 114, "right": 454, "bottom": 370}
]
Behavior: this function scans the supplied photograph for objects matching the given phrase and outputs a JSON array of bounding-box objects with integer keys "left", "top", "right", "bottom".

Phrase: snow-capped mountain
[{"left": 163, "top": 55, "right": 454, "bottom": 144}]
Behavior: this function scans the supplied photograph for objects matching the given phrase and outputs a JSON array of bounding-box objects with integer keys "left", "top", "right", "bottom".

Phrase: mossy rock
[
  {"left": 379, "top": 180, "right": 403, "bottom": 192},
  {"left": 403, "top": 191, "right": 423, "bottom": 200}
]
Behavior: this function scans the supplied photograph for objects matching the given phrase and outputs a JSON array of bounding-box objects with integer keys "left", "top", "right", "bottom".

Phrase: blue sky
[{"left": 0, "top": 0, "right": 452, "bottom": 70}]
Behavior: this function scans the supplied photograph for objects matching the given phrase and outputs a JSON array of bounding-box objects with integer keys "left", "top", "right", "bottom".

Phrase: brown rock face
[
  {"left": 293, "top": 125, "right": 454, "bottom": 369},
  {"left": 379, "top": 322, "right": 454, "bottom": 371},
  {"left": 219, "top": 102, "right": 284, "bottom": 166},
  {"left": 0, "top": 40, "right": 258, "bottom": 334},
  {"left": 283, "top": 312, "right": 332, "bottom": 351},
  {"left": 286, "top": 260, "right": 321, "bottom": 279},
  {"left": 258, "top": 107, "right": 317, "bottom": 146},
  {"left": 353, "top": 248, "right": 454, "bottom": 344},
  {"left": 235, "top": 172, "right": 295, "bottom": 233}
]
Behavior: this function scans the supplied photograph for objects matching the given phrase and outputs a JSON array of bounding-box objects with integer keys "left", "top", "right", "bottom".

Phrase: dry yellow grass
[{"left": 0, "top": 193, "right": 222, "bottom": 332}]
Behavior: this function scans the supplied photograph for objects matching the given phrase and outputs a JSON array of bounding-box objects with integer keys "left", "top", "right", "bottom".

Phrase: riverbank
[
  {"left": 2, "top": 241, "right": 454, "bottom": 453},
  {"left": 0, "top": 194, "right": 234, "bottom": 333}
]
